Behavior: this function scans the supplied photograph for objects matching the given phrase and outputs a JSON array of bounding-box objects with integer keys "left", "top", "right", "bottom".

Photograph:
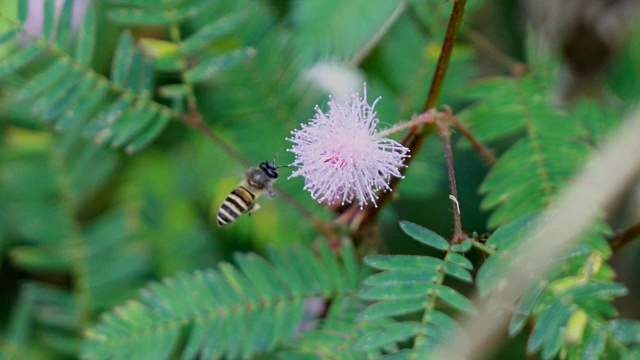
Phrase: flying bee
[{"left": 216, "top": 161, "right": 280, "bottom": 226}]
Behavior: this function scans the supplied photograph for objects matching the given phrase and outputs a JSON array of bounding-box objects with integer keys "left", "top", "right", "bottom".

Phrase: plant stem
[
  {"left": 447, "top": 113, "right": 497, "bottom": 166},
  {"left": 438, "top": 121, "right": 465, "bottom": 244},
  {"left": 471, "top": 239, "right": 496, "bottom": 255},
  {"left": 422, "top": 0, "right": 467, "bottom": 113},
  {"left": 375, "top": 111, "right": 436, "bottom": 138},
  {"left": 610, "top": 221, "right": 640, "bottom": 251},
  {"left": 355, "top": 0, "right": 468, "bottom": 229}
]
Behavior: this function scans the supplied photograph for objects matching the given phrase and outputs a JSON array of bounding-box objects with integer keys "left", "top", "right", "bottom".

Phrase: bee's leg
[{"left": 248, "top": 203, "right": 261, "bottom": 216}]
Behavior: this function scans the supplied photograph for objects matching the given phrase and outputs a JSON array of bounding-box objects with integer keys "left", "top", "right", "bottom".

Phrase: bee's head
[{"left": 259, "top": 161, "right": 279, "bottom": 179}]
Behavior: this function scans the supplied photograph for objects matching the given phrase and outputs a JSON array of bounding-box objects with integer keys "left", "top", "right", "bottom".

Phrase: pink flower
[{"left": 287, "top": 88, "right": 410, "bottom": 208}]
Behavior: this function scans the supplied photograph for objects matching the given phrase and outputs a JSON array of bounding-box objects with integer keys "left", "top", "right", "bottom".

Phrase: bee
[{"left": 216, "top": 161, "right": 280, "bottom": 226}]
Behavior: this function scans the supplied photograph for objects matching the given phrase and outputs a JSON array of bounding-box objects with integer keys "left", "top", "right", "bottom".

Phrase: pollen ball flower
[{"left": 287, "top": 89, "right": 410, "bottom": 208}]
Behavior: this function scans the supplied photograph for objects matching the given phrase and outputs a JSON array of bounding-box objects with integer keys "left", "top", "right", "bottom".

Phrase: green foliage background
[{"left": 0, "top": 0, "right": 639, "bottom": 359}]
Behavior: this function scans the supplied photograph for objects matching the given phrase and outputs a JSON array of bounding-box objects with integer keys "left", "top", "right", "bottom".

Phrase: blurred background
[{"left": 0, "top": 0, "right": 639, "bottom": 358}]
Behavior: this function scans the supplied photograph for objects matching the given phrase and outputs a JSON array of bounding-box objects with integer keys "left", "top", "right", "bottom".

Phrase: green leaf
[
  {"left": 0, "top": 43, "right": 43, "bottom": 76},
  {"left": 565, "top": 282, "right": 628, "bottom": 299},
  {"left": 9, "top": 245, "right": 73, "bottom": 271},
  {"left": 0, "top": 27, "right": 20, "bottom": 45},
  {"left": 84, "top": 95, "right": 136, "bottom": 137},
  {"left": 580, "top": 329, "right": 607, "bottom": 360},
  {"left": 33, "top": 70, "right": 85, "bottom": 119},
  {"left": 55, "top": 0, "right": 74, "bottom": 48},
  {"left": 108, "top": 0, "right": 210, "bottom": 26},
  {"left": 354, "top": 321, "right": 420, "bottom": 351},
  {"left": 109, "top": 106, "right": 158, "bottom": 147},
  {"left": 180, "top": 12, "right": 246, "bottom": 55},
  {"left": 527, "top": 299, "right": 572, "bottom": 354},
  {"left": 450, "top": 239, "right": 472, "bottom": 253},
  {"left": 426, "top": 310, "right": 460, "bottom": 335},
  {"left": 43, "top": 73, "right": 98, "bottom": 122},
  {"left": 184, "top": 47, "right": 255, "bottom": 83},
  {"left": 112, "top": 31, "right": 135, "bottom": 87},
  {"left": 341, "top": 241, "right": 362, "bottom": 289},
  {"left": 358, "top": 282, "right": 436, "bottom": 301},
  {"left": 508, "top": 282, "right": 546, "bottom": 336},
  {"left": 476, "top": 214, "right": 539, "bottom": 295},
  {"left": 606, "top": 320, "right": 640, "bottom": 345},
  {"left": 358, "top": 299, "right": 427, "bottom": 321},
  {"left": 75, "top": 3, "right": 96, "bottom": 66},
  {"left": 445, "top": 252, "right": 473, "bottom": 270},
  {"left": 436, "top": 286, "right": 476, "bottom": 315},
  {"left": 55, "top": 80, "right": 110, "bottom": 131},
  {"left": 13, "top": 58, "right": 73, "bottom": 102},
  {"left": 17, "top": 0, "right": 28, "bottom": 23},
  {"left": 399, "top": 221, "right": 450, "bottom": 251},
  {"left": 443, "top": 263, "right": 472, "bottom": 283},
  {"left": 82, "top": 243, "right": 361, "bottom": 359},
  {"left": 317, "top": 240, "right": 347, "bottom": 293},
  {"left": 43, "top": 0, "right": 56, "bottom": 41},
  {"left": 291, "top": 0, "right": 404, "bottom": 63},
  {"left": 364, "top": 255, "right": 444, "bottom": 271},
  {"left": 125, "top": 111, "right": 171, "bottom": 154},
  {"left": 460, "top": 71, "right": 597, "bottom": 227},
  {"left": 363, "top": 268, "right": 440, "bottom": 287}
]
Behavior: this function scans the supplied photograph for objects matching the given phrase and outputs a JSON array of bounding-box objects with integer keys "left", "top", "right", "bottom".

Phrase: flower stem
[
  {"left": 437, "top": 121, "right": 466, "bottom": 244},
  {"left": 375, "top": 111, "right": 436, "bottom": 138}
]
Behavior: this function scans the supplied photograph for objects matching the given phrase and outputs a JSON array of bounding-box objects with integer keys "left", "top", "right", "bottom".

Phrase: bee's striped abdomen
[{"left": 217, "top": 186, "right": 256, "bottom": 226}]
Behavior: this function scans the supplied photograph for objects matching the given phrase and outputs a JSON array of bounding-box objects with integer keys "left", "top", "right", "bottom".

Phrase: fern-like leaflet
[
  {"left": 82, "top": 241, "right": 366, "bottom": 359},
  {"left": 355, "top": 221, "right": 475, "bottom": 358},
  {"left": 0, "top": 0, "right": 252, "bottom": 154},
  {"left": 1, "top": 1, "right": 171, "bottom": 153},
  {"left": 0, "top": 128, "right": 150, "bottom": 356},
  {"left": 476, "top": 213, "right": 640, "bottom": 359},
  {"left": 459, "top": 72, "right": 596, "bottom": 228}
]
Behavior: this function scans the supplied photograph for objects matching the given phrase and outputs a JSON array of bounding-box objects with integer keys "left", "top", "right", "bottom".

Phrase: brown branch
[
  {"left": 610, "top": 221, "right": 640, "bottom": 251},
  {"left": 353, "top": 0, "right": 469, "bottom": 231},
  {"left": 422, "top": 0, "right": 467, "bottom": 113},
  {"left": 437, "top": 119, "right": 466, "bottom": 243},
  {"left": 446, "top": 112, "right": 497, "bottom": 166}
]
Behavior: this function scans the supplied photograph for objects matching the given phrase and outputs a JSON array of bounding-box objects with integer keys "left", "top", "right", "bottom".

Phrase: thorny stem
[
  {"left": 445, "top": 111, "right": 497, "bottom": 166},
  {"left": 422, "top": 0, "right": 467, "bottom": 113},
  {"left": 354, "top": 0, "right": 468, "bottom": 233},
  {"left": 610, "top": 222, "right": 640, "bottom": 251},
  {"left": 438, "top": 120, "right": 466, "bottom": 244},
  {"left": 375, "top": 111, "right": 437, "bottom": 138}
]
